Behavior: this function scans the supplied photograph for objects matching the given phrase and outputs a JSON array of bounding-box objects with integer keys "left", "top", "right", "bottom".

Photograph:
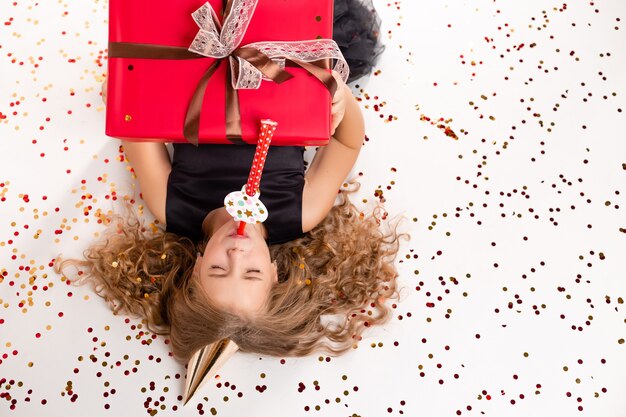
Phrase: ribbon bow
[
  {"left": 108, "top": 0, "right": 350, "bottom": 146},
  {"left": 188, "top": 0, "right": 349, "bottom": 90}
]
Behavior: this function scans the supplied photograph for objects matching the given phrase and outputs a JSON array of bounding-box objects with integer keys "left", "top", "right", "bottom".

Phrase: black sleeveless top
[{"left": 165, "top": 143, "right": 306, "bottom": 245}]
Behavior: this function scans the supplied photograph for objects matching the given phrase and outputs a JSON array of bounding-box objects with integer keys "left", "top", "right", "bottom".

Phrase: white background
[{"left": 1, "top": 0, "right": 625, "bottom": 416}]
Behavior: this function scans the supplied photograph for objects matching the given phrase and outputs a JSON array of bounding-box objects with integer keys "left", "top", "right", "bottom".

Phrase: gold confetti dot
[{"left": 124, "top": 114, "right": 132, "bottom": 122}]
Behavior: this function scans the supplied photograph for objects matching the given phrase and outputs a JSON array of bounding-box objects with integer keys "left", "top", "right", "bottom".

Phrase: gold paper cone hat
[{"left": 183, "top": 338, "right": 239, "bottom": 406}]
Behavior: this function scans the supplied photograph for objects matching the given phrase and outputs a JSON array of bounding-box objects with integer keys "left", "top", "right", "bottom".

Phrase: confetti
[{"left": 0, "top": 0, "right": 623, "bottom": 416}]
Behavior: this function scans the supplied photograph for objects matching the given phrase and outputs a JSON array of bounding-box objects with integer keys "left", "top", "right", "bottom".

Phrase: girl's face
[{"left": 195, "top": 218, "right": 278, "bottom": 317}]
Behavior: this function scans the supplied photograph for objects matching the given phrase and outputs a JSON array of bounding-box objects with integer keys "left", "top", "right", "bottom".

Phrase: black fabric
[
  {"left": 165, "top": 144, "right": 305, "bottom": 245},
  {"left": 165, "top": 0, "right": 386, "bottom": 245},
  {"left": 333, "top": 0, "right": 385, "bottom": 84}
]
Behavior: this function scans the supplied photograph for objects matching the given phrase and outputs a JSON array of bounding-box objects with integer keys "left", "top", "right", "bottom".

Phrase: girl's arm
[
  {"left": 120, "top": 140, "right": 172, "bottom": 225},
  {"left": 103, "top": 80, "right": 172, "bottom": 225},
  {"left": 302, "top": 83, "right": 365, "bottom": 232}
]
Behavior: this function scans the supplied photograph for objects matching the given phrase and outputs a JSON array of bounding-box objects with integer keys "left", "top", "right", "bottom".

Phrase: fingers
[
  {"left": 330, "top": 72, "right": 348, "bottom": 136},
  {"left": 331, "top": 69, "right": 347, "bottom": 101},
  {"left": 331, "top": 87, "right": 342, "bottom": 105},
  {"left": 330, "top": 100, "right": 346, "bottom": 136},
  {"left": 101, "top": 80, "right": 107, "bottom": 105},
  {"left": 331, "top": 69, "right": 345, "bottom": 85},
  {"left": 331, "top": 101, "right": 345, "bottom": 120}
]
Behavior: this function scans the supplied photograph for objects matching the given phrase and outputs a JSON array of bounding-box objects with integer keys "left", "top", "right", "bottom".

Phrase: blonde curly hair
[{"left": 55, "top": 185, "right": 405, "bottom": 363}]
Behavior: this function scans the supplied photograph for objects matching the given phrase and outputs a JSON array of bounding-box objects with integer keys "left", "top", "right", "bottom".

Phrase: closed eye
[
  {"left": 244, "top": 276, "right": 263, "bottom": 281},
  {"left": 244, "top": 269, "right": 263, "bottom": 280},
  {"left": 211, "top": 266, "right": 261, "bottom": 274},
  {"left": 208, "top": 266, "right": 263, "bottom": 280},
  {"left": 208, "top": 265, "right": 227, "bottom": 278}
]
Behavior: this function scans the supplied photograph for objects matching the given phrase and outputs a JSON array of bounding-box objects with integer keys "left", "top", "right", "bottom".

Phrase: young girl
[{"left": 58, "top": 0, "right": 402, "bottom": 362}]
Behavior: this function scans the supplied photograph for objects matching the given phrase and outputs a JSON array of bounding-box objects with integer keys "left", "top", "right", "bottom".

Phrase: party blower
[
  {"left": 225, "top": 119, "right": 277, "bottom": 237},
  {"left": 183, "top": 119, "right": 277, "bottom": 405}
]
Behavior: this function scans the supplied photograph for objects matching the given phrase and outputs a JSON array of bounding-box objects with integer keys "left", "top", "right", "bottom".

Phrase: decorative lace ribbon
[
  {"left": 108, "top": 0, "right": 349, "bottom": 146},
  {"left": 189, "top": 1, "right": 349, "bottom": 89}
]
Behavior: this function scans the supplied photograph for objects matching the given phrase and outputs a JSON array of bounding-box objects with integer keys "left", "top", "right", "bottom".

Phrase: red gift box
[{"left": 106, "top": 0, "right": 347, "bottom": 146}]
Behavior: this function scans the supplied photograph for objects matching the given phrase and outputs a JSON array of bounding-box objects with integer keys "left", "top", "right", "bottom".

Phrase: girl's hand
[
  {"left": 330, "top": 70, "right": 349, "bottom": 136},
  {"left": 101, "top": 79, "right": 107, "bottom": 105}
]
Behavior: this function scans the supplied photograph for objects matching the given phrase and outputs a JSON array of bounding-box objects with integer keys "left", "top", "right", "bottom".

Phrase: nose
[
  {"left": 225, "top": 237, "right": 252, "bottom": 254},
  {"left": 227, "top": 247, "right": 245, "bottom": 257}
]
